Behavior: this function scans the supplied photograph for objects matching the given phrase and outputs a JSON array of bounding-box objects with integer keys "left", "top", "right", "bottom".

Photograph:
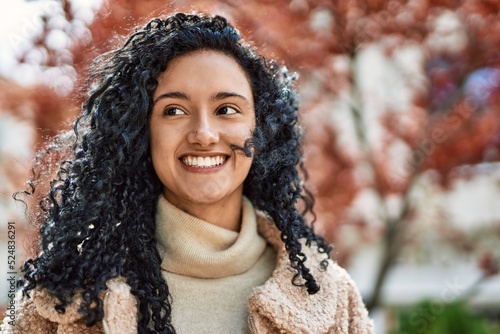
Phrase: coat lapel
[{"left": 248, "top": 214, "right": 340, "bottom": 333}]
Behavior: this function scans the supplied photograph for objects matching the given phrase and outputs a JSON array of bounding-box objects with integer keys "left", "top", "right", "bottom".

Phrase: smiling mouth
[{"left": 180, "top": 155, "right": 228, "bottom": 168}]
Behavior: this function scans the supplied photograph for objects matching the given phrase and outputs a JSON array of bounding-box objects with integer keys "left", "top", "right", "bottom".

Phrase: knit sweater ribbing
[
  {"left": 155, "top": 195, "right": 276, "bottom": 333},
  {"left": 155, "top": 195, "right": 272, "bottom": 278}
]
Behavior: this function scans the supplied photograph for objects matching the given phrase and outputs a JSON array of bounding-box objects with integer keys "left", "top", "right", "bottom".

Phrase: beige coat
[{"left": 1, "top": 214, "right": 374, "bottom": 334}]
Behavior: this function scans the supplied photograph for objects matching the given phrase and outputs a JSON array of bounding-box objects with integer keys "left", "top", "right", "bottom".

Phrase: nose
[{"left": 187, "top": 114, "right": 219, "bottom": 147}]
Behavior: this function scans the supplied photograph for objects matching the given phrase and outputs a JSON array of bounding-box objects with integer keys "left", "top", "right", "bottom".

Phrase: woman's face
[{"left": 149, "top": 50, "right": 255, "bottom": 209}]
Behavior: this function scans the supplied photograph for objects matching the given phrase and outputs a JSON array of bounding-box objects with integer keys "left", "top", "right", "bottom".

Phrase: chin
[{"left": 184, "top": 192, "right": 226, "bottom": 205}]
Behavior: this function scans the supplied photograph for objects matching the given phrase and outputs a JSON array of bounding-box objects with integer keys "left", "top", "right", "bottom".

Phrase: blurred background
[{"left": 0, "top": 0, "right": 499, "bottom": 333}]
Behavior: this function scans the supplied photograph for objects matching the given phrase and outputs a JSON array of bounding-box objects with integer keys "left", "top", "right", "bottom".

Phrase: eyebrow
[
  {"left": 211, "top": 91, "right": 249, "bottom": 103},
  {"left": 153, "top": 91, "right": 189, "bottom": 104},
  {"left": 153, "top": 91, "right": 250, "bottom": 104}
]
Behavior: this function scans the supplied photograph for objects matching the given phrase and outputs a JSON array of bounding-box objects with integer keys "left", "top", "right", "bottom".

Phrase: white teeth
[{"left": 182, "top": 155, "right": 226, "bottom": 168}]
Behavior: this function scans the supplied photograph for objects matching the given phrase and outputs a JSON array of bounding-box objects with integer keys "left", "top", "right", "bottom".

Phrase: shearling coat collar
[
  {"left": 2, "top": 213, "right": 373, "bottom": 334},
  {"left": 247, "top": 213, "right": 374, "bottom": 334}
]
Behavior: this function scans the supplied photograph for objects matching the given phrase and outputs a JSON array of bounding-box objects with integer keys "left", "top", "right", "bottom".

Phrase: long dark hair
[{"left": 18, "top": 12, "right": 332, "bottom": 333}]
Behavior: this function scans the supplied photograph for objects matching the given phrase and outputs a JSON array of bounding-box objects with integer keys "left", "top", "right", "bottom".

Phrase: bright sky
[
  {"left": 0, "top": 0, "right": 102, "bottom": 84},
  {"left": 0, "top": 0, "right": 40, "bottom": 78}
]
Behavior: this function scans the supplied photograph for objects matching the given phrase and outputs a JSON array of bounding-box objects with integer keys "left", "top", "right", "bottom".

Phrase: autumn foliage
[{"left": 1, "top": 0, "right": 499, "bottom": 311}]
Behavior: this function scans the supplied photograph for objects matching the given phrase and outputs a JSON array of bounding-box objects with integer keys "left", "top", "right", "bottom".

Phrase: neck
[{"left": 162, "top": 190, "right": 243, "bottom": 232}]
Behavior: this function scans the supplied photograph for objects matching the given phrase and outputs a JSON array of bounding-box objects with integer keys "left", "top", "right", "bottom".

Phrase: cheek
[
  {"left": 149, "top": 128, "right": 175, "bottom": 173},
  {"left": 234, "top": 144, "right": 254, "bottom": 179},
  {"left": 226, "top": 122, "right": 255, "bottom": 144},
  {"left": 149, "top": 131, "right": 163, "bottom": 162},
  {"left": 150, "top": 124, "right": 176, "bottom": 152},
  {"left": 241, "top": 158, "right": 253, "bottom": 176}
]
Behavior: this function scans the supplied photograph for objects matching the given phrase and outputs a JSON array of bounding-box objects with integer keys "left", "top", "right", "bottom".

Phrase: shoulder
[
  {"left": 252, "top": 213, "right": 374, "bottom": 333},
  {"left": 1, "top": 289, "right": 57, "bottom": 334},
  {"left": 249, "top": 250, "right": 374, "bottom": 333},
  {"left": 2, "top": 278, "right": 137, "bottom": 334},
  {"left": 311, "top": 255, "right": 375, "bottom": 333}
]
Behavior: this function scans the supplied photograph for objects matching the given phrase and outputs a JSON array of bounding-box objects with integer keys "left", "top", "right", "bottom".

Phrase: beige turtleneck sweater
[
  {"left": 155, "top": 196, "right": 277, "bottom": 334},
  {"left": 3, "top": 196, "right": 374, "bottom": 334}
]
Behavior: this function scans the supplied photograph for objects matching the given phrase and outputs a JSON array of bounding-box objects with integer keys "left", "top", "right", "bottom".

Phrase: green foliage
[{"left": 392, "top": 300, "right": 500, "bottom": 334}]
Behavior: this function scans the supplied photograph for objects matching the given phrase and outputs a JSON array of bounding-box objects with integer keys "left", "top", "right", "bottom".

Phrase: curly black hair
[{"left": 18, "top": 12, "right": 332, "bottom": 334}]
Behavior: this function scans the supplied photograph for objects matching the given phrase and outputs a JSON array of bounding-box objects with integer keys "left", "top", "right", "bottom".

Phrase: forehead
[{"left": 154, "top": 50, "right": 253, "bottom": 99}]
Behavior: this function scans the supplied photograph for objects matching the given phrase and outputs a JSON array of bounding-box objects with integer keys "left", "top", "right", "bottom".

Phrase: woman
[{"left": 2, "top": 13, "right": 373, "bottom": 334}]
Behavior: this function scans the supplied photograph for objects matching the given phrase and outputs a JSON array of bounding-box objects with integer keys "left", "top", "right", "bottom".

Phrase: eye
[
  {"left": 164, "top": 107, "right": 186, "bottom": 116},
  {"left": 217, "top": 106, "right": 238, "bottom": 115}
]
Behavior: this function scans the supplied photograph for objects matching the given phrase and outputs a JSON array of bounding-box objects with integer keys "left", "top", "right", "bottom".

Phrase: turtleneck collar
[{"left": 155, "top": 195, "right": 268, "bottom": 278}]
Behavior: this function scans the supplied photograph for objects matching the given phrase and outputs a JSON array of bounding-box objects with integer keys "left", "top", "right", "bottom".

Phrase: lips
[{"left": 180, "top": 155, "right": 228, "bottom": 168}]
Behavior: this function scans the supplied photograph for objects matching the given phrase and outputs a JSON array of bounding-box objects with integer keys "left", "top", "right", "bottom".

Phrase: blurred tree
[
  {"left": 2, "top": 0, "right": 499, "bottom": 313},
  {"left": 392, "top": 300, "right": 499, "bottom": 334}
]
